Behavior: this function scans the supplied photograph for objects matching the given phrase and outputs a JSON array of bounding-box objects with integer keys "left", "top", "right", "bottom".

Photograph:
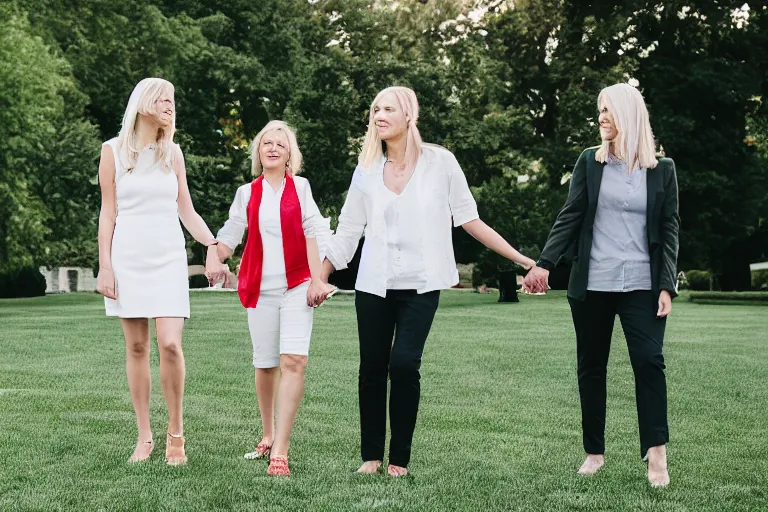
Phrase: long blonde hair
[
  {"left": 250, "top": 120, "right": 303, "bottom": 177},
  {"left": 595, "top": 83, "right": 658, "bottom": 170},
  {"left": 116, "top": 78, "right": 176, "bottom": 173},
  {"left": 359, "top": 86, "right": 423, "bottom": 171}
]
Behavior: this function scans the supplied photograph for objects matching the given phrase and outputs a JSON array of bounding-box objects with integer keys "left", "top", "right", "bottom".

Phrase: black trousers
[
  {"left": 568, "top": 290, "right": 669, "bottom": 459},
  {"left": 355, "top": 289, "right": 440, "bottom": 468}
]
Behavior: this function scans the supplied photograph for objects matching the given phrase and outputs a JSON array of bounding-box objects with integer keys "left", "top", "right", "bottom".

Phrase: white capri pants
[{"left": 247, "top": 281, "right": 313, "bottom": 368}]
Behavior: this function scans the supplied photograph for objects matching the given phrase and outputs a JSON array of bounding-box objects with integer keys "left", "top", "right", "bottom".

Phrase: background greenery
[
  {"left": 1, "top": 291, "right": 766, "bottom": 511},
  {"left": 1, "top": 0, "right": 767, "bottom": 288}
]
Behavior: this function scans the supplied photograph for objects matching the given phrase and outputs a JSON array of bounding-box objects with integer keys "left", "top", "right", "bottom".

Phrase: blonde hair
[
  {"left": 595, "top": 83, "right": 658, "bottom": 170},
  {"left": 250, "top": 120, "right": 303, "bottom": 177},
  {"left": 359, "top": 86, "right": 423, "bottom": 171},
  {"left": 117, "top": 78, "right": 176, "bottom": 173}
]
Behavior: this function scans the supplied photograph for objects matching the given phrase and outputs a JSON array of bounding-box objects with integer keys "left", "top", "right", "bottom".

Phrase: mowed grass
[{"left": 1, "top": 290, "right": 766, "bottom": 511}]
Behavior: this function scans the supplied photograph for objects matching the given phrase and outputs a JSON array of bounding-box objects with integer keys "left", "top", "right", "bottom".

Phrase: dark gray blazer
[{"left": 537, "top": 147, "right": 680, "bottom": 301}]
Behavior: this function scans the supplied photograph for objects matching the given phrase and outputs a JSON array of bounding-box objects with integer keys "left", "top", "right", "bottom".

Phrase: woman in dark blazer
[{"left": 525, "top": 83, "right": 679, "bottom": 487}]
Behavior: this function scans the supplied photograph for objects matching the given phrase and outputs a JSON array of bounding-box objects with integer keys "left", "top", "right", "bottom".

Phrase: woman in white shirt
[
  {"left": 206, "top": 121, "right": 335, "bottom": 477},
  {"left": 320, "top": 86, "right": 537, "bottom": 477}
]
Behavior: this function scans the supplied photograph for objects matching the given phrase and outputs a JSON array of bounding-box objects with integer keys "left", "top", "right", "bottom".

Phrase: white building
[{"left": 39, "top": 267, "right": 97, "bottom": 293}]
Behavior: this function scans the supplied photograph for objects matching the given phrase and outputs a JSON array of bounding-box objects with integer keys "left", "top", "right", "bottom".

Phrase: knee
[
  {"left": 127, "top": 339, "right": 149, "bottom": 359},
  {"left": 388, "top": 355, "right": 420, "bottom": 381},
  {"left": 632, "top": 351, "right": 666, "bottom": 373},
  {"left": 157, "top": 337, "right": 182, "bottom": 360},
  {"left": 280, "top": 354, "right": 307, "bottom": 375}
]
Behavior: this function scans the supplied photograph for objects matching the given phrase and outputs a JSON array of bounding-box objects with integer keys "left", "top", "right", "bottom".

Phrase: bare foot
[
  {"left": 387, "top": 464, "right": 408, "bottom": 477},
  {"left": 128, "top": 439, "right": 154, "bottom": 463},
  {"left": 577, "top": 454, "right": 605, "bottom": 475},
  {"left": 356, "top": 460, "right": 382, "bottom": 474},
  {"left": 646, "top": 445, "right": 670, "bottom": 487}
]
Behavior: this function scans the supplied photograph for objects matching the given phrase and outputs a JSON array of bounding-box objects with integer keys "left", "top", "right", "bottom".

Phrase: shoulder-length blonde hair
[
  {"left": 250, "top": 120, "right": 303, "bottom": 177},
  {"left": 359, "top": 86, "right": 423, "bottom": 171},
  {"left": 595, "top": 83, "right": 658, "bottom": 170},
  {"left": 117, "top": 77, "right": 176, "bottom": 173}
]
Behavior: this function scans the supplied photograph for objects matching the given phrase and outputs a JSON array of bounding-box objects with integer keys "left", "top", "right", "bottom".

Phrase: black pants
[
  {"left": 355, "top": 289, "right": 440, "bottom": 468},
  {"left": 568, "top": 290, "right": 669, "bottom": 459}
]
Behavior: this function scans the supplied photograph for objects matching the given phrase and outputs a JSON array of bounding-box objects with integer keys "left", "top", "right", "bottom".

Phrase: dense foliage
[{"left": 1, "top": 1, "right": 766, "bottom": 289}]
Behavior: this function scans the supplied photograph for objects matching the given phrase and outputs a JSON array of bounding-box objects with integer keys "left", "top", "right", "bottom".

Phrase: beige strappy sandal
[{"left": 165, "top": 432, "right": 187, "bottom": 466}]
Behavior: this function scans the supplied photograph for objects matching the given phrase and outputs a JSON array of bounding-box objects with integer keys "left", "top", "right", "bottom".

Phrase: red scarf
[{"left": 237, "top": 174, "right": 311, "bottom": 308}]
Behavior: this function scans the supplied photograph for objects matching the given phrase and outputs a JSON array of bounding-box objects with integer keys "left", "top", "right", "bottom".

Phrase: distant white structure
[
  {"left": 39, "top": 267, "right": 97, "bottom": 293},
  {"left": 750, "top": 261, "right": 768, "bottom": 271}
]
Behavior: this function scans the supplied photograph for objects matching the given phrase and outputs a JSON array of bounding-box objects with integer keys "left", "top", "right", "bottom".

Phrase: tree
[{"left": 0, "top": 6, "right": 100, "bottom": 272}]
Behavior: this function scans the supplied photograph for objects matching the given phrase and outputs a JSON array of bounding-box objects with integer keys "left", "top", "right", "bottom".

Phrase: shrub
[
  {"left": 684, "top": 270, "right": 712, "bottom": 291},
  {"left": 688, "top": 291, "right": 768, "bottom": 305},
  {"left": 189, "top": 274, "right": 210, "bottom": 289},
  {"left": 752, "top": 269, "right": 768, "bottom": 291},
  {"left": 0, "top": 267, "right": 47, "bottom": 298}
]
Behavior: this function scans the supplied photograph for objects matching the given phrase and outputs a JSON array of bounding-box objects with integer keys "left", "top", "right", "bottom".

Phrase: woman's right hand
[
  {"left": 205, "top": 245, "right": 228, "bottom": 285},
  {"left": 97, "top": 267, "right": 117, "bottom": 300},
  {"left": 307, "top": 280, "right": 337, "bottom": 308}
]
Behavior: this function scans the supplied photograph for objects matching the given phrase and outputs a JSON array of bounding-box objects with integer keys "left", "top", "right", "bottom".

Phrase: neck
[
  {"left": 263, "top": 167, "right": 286, "bottom": 187},
  {"left": 135, "top": 115, "right": 160, "bottom": 148},
  {"left": 384, "top": 133, "right": 407, "bottom": 164}
]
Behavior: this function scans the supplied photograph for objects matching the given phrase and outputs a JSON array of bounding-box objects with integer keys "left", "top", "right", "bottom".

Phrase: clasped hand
[
  {"left": 307, "top": 279, "right": 337, "bottom": 308},
  {"left": 523, "top": 266, "right": 550, "bottom": 294},
  {"left": 205, "top": 249, "right": 230, "bottom": 287}
]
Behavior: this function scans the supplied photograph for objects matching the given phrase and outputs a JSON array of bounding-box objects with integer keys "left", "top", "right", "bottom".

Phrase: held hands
[
  {"left": 307, "top": 279, "right": 337, "bottom": 308},
  {"left": 97, "top": 267, "right": 117, "bottom": 300},
  {"left": 205, "top": 246, "right": 229, "bottom": 286},
  {"left": 657, "top": 290, "right": 672, "bottom": 318},
  {"left": 523, "top": 265, "right": 550, "bottom": 294}
]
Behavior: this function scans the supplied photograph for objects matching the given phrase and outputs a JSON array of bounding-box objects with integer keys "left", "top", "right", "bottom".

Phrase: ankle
[{"left": 137, "top": 432, "right": 153, "bottom": 442}]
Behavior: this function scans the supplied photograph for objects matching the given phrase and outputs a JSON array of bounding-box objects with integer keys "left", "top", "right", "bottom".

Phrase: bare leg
[
  {"left": 255, "top": 367, "right": 280, "bottom": 447},
  {"left": 647, "top": 444, "right": 670, "bottom": 487},
  {"left": 271, "top": 355, "right": 307, "bottom": 458},
  {"left": 155, "top": 317, "right": 186, "bottom": 436},
  {"left": 121, "top": 318, "right": 153, "bottom": 462}
]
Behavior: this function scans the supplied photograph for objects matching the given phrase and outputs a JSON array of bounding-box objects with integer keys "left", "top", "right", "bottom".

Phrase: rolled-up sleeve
[
  {"left": 447, "top": 154, "right": 479, "bottom": 227},
  {"left": 326, "top": 168, "right": 367, "bottom": 271},
  {"left": 216, "top": 185, "right": 249, "bottom": 251},
  {"left": 301, "top": 179, "right": 333, "bottom": 261}
]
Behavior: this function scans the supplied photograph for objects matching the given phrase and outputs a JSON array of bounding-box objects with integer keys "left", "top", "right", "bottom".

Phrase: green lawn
[{"left": 1, "top": 291, "right": 766, "bottom": 511}]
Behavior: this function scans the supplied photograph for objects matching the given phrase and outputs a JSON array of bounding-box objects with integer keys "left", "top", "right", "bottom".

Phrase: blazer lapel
[
  {"left": 646, "top": 164, "right": 662, "bottom": 224},
  {"left": 587, "top": 157, "right": 605, "bottom": 206}
]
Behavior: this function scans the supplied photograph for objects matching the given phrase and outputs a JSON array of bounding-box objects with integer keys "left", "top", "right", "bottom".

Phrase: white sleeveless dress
[{"left": 103, "top": 138, "right": 190, "bottom": 318}]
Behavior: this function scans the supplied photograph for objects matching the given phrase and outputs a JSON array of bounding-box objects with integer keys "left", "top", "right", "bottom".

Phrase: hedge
[
  {"left": 688, "top": 291, "right": 768, "bottom": 305},
  {"left": 0, "top": 267, "right": 47, "bottom": 298}
]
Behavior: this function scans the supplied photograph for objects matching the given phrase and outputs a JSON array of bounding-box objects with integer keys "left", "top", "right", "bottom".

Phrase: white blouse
[
  {"left": 381, "top": 177, "right": 427, "bottom": 290},
  {"left": 326, "top": 144, "right": 479, "bottom": 297},
  {"left": 216, "top": 176, "right": 332, "bottom": 291}
]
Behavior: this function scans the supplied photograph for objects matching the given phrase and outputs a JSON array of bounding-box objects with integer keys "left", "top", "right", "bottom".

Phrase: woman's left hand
[
  {"left": 307, "top": 280, "right": 337, "bottom": 308},
  {"left": 657, "top": 290, "right": 672, "bottom": 318}
]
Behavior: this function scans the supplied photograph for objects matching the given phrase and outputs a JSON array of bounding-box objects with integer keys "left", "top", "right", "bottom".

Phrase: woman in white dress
[
  {"left": 205, "top": 121, "right": 335, "bottom": 476},
  {"left": 96, "top": 78, "right": 218, "bottom": 465}
]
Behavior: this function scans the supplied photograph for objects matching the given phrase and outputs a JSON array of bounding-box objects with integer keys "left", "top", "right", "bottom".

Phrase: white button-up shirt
[
  {"left": 216, "top": 176, "right": 332, "bottom": 291},
  {"left": 326, "top": 144, "right": 479, "bottom": 297},
  {"left": 382, "top": 179, "right": 427, "bottom": 290}
]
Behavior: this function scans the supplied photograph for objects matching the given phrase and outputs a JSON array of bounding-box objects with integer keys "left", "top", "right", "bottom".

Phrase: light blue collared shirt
[{"left": 587, "top": 155, "right": 652, "bottom": 292}]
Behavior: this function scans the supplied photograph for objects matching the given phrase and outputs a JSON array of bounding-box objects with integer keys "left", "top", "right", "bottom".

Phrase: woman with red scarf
[{"left": 206, "top": 121, "right": 335, "bottom": 477}]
